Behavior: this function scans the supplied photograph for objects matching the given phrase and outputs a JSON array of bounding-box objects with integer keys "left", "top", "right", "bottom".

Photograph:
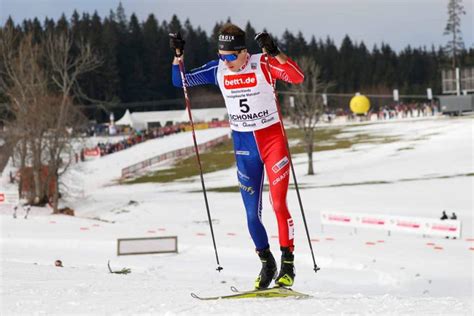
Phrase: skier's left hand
[
  {"left": 169, "top": 32, "right": 185, "bottom": 57},
  {"left": 255, "top": 32, "right": 280, "bottom": 57}
]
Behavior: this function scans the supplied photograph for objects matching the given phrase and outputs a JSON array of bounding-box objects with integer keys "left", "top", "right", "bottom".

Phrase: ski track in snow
[{"left": 1, "top": 116, "right": 473, "bottom": 315}]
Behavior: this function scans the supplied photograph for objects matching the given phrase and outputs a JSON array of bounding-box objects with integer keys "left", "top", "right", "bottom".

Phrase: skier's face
[{"left": 218, "top": 49, "right": 247, "bottom": 72}]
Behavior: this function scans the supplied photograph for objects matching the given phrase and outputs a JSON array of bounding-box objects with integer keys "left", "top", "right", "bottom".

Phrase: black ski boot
[
  {"left": 254, "top": 247, "right": 277, "bottom": 289},
  {"left": 275, "top": 247, "right": 295, "bottom": 287}
]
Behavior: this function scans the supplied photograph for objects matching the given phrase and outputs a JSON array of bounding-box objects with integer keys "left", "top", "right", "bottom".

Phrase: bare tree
[
  {"left": 1, "top": 26, "right": 101, "bottom": 212},
  {"left": 287, "top": 56, "right": 332, "bottom": 175},
  {"left": 43, "top": 31, "right": 101, "bottom": 212},
  {"left": 0, "top": 29, "right": 50, "bottom": 201},
  {"left": 40, "top": 94, "right": 87, "bottom": 212},
  {"left": 444, "top": 0, "right": 466, "bottom": 69}
]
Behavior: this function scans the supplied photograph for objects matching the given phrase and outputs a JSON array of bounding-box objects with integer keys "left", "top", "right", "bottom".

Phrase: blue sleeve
[{"left": 172, "top": 60, "right": 219, "bottom": 88}]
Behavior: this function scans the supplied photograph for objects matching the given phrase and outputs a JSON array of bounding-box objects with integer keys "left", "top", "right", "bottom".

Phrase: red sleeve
[{"left": 260, "top": 55, "right": 304, "bottom": 84}]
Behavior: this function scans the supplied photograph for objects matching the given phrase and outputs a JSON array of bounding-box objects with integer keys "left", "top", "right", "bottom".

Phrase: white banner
[
  {"left": 320, "top": 212, "right": 354, "bottom": 227},
  {"left": 387, "top": 216, "right": 424, "bottom": 234},
  {"left": 321, "top": 211, "right": 461, "bottom": 238},
  {"left": 423, "top": 219, "right": 461, "bottom": 238},
  {"left": 427, "top": 88, "right": 433, "bottom": 100},
  {"left": 0, "top": 191, "right": 20, "bottom": 205},
  {"left": 357, "top": 214, "right": 390, "bottom": 231},
  {"left": 83, "top": 148, "right": 101, "bottom": 159},
  {"left": 117, "top": 236, "right": 178, "bottom": 256},
  {"left": 393, "top": 89, "right": 399, "bottom": 102}
]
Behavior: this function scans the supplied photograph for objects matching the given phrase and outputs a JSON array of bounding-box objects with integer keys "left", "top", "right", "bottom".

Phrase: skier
[
  {"left": 170, "top": 23, "right": 304, "bottom": 289},
  {"left": 440, "top": 210, "right": 448, "bottom": 220}
]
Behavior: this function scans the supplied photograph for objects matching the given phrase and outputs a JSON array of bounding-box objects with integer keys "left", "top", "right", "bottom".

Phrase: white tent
[{"left": 115, "top": 109, "right": 135, "bottom": 127}]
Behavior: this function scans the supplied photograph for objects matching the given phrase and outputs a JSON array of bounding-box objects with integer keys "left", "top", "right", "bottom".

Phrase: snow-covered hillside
[{"left": 1, "top": 117, "right": 473, "bottom": 315}]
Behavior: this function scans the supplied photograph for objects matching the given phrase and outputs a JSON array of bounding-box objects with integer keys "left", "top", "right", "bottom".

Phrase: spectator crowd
[
  {"left": 321, "top": 101, "right": 440, "bottom": 123},
  {"left": 95, "top": 125, "right": 183, "bottom": 156},
  {"left": 78, "top": 120, "right": 229, "bottom": 160}
]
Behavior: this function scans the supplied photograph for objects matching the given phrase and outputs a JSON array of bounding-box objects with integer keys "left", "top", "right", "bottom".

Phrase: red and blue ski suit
[{"left": 172, "top": 53, "right": 304, "bottom": 251}]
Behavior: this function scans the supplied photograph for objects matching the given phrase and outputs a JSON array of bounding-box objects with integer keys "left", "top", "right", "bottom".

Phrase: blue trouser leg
[{"left": 232, "top": 130, "right": 268, "bottom": 251}]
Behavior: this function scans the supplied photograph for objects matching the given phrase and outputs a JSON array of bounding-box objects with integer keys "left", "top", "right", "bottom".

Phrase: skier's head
[{"left": 218, "top": 23, "right": 247, "bottom": 72}]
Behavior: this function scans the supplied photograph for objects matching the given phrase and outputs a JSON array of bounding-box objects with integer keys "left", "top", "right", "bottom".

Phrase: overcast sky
[{"left": 1, "top": 0, "right": 473, "bottom": 51}]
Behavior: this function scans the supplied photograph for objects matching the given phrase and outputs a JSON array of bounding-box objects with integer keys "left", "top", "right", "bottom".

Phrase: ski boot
[
  {"left": 275, "top": 247, "right": 295, "bottom": 287},
  {"left": 254, "top": 247, "right": 277, "bottom": 289}
]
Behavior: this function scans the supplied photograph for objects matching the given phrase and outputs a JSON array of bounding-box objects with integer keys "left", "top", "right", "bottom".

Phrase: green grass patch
[
  {"left": 413, "top": 133, "right": 440, "bottom": 141},
  {"left": 125, "top": 126, "right": 402, "bottom": 184},
  {"left": 397, "top": 146, "right": 415, "bottom": 151},
  {"left": 286, "top": 127, "right": 343, "bottom": 142},
  {"left": 324, "top": 180, "right": 391, "bottom": 187},
  {"left": 194, "top": 182, "right": 313, "bottom": 194},
  {"left": 397, "top": 173, "right": 474, "bottom": 182},
  {"left": 125, "top": 139, "right": 235, "bottom": 184},
  {"left": 202, "top": 186, "right": 240, "bottom": 193},
  {"left": 288, "top": 129, "right": 400, "bottom": 154},
  {"left": 287, "top": 127, "right": 352, "bottom": 154}
]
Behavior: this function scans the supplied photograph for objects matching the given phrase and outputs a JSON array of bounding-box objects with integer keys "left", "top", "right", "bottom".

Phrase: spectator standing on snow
[{"left": 440, "top": 210, "right": 448, "bottom": 220}]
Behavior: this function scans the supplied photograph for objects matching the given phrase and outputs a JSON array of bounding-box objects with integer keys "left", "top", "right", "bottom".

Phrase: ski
[
  {"left": 191, "top": 286, "right": 311, "bottom": 300},
  {"left": 230, "top": 285, "right": 310, "bottom": 296}
]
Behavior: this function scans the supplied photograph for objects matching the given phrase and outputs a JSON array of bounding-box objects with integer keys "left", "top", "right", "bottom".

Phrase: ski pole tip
[
  {"left": 216, "top": 266, "right": 223, "bottom": 272},
  {"left": 314, "top": 265, "right": 321, "bottom": 273}
]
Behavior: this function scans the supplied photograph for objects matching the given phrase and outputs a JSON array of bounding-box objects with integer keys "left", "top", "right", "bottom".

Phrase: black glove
[
  {"left": 169, "top": 32, "right": 185, "bottom": 57},
  {"left": 254, "top": 32, "right": 280, "bottom": 57}
]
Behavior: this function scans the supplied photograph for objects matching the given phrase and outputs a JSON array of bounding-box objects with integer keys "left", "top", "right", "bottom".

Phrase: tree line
[{"left": 1, "top": 3, "right": 474, "bottom": 116}]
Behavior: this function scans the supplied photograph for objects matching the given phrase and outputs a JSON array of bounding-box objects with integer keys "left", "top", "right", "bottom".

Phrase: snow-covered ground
[{"left": 1, "top": 116, "right": 473, "bottom": 315}]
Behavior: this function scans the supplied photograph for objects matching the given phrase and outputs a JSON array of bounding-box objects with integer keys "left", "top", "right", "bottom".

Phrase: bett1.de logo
[{"left": 224, "top": 73, "right": 257, "bottom": 89}]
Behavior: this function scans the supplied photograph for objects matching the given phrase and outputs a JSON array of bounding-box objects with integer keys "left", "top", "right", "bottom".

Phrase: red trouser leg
[{"left": 254, "top": 122, "right": 294, "bottom": 250}]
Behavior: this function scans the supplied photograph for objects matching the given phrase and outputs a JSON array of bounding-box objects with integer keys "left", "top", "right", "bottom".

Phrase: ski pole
[
  {"left": 263, "top": 54, "right": 320, "bottom": 273},
  {"left": 177, "top": 57, "right": 223, "bottom": 272}
]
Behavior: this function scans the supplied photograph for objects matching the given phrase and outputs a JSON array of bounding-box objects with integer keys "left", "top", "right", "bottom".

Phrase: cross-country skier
[{"left": 170, "top": 23, "right": 304, "bottom": 289}]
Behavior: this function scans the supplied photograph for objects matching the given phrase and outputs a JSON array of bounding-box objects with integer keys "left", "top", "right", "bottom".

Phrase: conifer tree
[{"left": 444, "top": 0, "right": 466, "bottom": 69}]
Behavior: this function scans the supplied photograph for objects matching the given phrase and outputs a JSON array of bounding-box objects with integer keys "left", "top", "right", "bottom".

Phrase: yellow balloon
[{"left": 350, "top": 95, "right": 371, "bottom": 114}]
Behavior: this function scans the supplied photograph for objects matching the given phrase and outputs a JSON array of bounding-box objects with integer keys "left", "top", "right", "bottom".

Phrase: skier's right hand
[{"left": 169, "top": 32, "right": 185, "bottom": 57}]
